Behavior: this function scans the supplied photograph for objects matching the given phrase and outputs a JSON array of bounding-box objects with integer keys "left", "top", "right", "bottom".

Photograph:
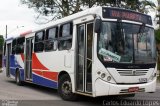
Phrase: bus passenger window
[
  {"left": 58, "top": 39, "right": 72, "bottom": 50},
  {"left": 45, "top": 27, "right": 58, "bottom": 51},
  {"left": 34, "top": 31, "right": 45, "bottom": 52},
  {"left": 61, "top": 24, "right": 71, "bottom": 37},
  {"left": 16, "top": 37, "right": 25, "bottom": 54},
  {"left": 58, "top": 22, "right": 73, "bottom": 50},
  {"left": 12, "top": 39, "right": 17, "bottom": 54}
]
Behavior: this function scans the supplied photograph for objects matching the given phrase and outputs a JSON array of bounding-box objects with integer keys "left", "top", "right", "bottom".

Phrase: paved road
[{"left": 0, "top": 71, "right": 160, "bottom": 106}]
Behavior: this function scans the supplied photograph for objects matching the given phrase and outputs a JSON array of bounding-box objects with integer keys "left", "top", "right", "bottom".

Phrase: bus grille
[{"left": 117, "top": 70, "right": 148, "bottom": 76}]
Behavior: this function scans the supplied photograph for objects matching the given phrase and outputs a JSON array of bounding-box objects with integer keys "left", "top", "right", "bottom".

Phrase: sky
[
  {"left": 0, "top": 0, "right": 38, "bottom": 38},
  {"left": 0, "top": 0, "right": 159, "bottom": 38}
]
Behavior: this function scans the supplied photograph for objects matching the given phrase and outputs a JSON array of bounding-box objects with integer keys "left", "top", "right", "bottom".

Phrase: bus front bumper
[{"left": 94, "top": 78, "right": 156, "bottom": 97}]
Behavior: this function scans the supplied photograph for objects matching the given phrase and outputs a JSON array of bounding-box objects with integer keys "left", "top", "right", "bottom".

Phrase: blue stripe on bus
[
  {"left": 10, "top": 68, "right": 16, "bottom": 76},
  {"left": 32, "top": 74, "right": 58, "bottom": 89},
  {"left": 10, "top": 55, "right": 22, "bottom": 68},
  {"left": 9, "top": 55, "right": 25, "bottom": 81},
  {"left": 20, "top": 69, "right": 25, "bottom": 81},
  {"left": 5, "top": 55, "right": 58, "bottom": 88}
]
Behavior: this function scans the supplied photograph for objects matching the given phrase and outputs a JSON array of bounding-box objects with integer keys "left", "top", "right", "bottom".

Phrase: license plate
[
  {"left": 128, "top": 87, "right": 139, "bottom": 92},
  {"left": 139, "top": 78, "right": 147, "bottom": 83}
]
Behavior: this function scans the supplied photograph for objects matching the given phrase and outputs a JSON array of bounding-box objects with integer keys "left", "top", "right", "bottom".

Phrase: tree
[
  {"left": 20, "top": 0, "right": 155, "bottom": 24},
  {"left": 155, "top": 1, "right": 160, "bottom": 72},
  {"left": 155, "top": 28, "right": 160, "bottom": 72},
  {"left": 20, "top": 0, "right": 83, "bottom": 23},
  {"left": 156, "top": 0, "right": 160, "bottom": 43},
  {"left": 155, "top": 29, "right": 160, "bottom": 43},
  {"left": 0, "top": 35, "right": 3, "bottom": 68},
  {"left": 156, "top": 0, "right": 160, "bottom": 46},
  {"left": 0, "top": 35, "right": 4, "bottom": 51},
  {"left": 156, "top": 0, "right": 160, "bottom": 29}
]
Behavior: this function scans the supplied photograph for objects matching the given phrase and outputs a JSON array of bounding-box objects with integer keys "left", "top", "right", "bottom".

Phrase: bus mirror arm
[{"left": 94, "top": 16, "right": 102, "bottom": 34}]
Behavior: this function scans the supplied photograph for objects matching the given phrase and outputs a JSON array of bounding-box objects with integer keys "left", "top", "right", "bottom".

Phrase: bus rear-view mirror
[{"left": 94, "top": 17, "right": 102, "bottom": 34}]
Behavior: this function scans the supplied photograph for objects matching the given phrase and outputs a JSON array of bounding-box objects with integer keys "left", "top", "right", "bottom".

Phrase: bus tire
[
  {"left": 58, "top": 74, "right": 77, "bottom": 101},
  {"left": 15, "top": 71, "right": 23, "bottom": 86}
]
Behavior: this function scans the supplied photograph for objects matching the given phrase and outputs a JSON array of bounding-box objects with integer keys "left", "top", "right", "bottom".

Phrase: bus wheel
[
  {"left": 15, "top": 71, "right": 23, "bottom": 86},
  {"left": 58, "top": 74, "right": 77, "bottom": 101}
]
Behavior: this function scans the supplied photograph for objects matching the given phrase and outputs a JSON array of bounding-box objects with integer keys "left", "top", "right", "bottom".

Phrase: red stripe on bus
[
  {"left": 33, "top": 70, "right": 43, "bottom": 76},
  {"left": 20, "top": 30, "right": 32, "bottom": 37},
  {"left": 32, "top": 53, "right": 48, "bottom": 70},
  {"left": 33, "top": 70, "right": 58, "bottom": 81},
  {"left": 21, "top": 54, "right": 24, "bottom": 62},
  {"left": 43, "top": 71, "right": 58, "bottom": 81}
]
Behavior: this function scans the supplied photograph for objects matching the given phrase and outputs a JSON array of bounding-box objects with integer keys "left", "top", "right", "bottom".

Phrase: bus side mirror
[{"left": 94, "top": 17, "right": 102, "bottom": 33}]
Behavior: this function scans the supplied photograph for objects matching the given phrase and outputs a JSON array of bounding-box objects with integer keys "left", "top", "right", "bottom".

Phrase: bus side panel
[
  {"left": 32, "top": 73, "right": 58, "bottom": 89},
  {"left": 20, "top": 68, "right": 25, "bottom": 81},
  {"left": 9, "top": 54, "right": 25, "bottom": 80},
  {"left": 31, "top": 53, "right": 58, "bottom": 89},
  {"left": 10, "top": 55, "right": 17, "bottom": 76}
]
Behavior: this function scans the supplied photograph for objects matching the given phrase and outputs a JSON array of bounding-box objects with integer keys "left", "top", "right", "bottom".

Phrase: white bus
[{"left": 2, "top": 6, "right": 157, "bottom": 100}]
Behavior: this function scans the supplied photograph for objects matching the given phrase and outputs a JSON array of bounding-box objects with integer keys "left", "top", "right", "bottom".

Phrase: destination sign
[{"left": 102, "top": 7, "right": 152, "bottom": 25}]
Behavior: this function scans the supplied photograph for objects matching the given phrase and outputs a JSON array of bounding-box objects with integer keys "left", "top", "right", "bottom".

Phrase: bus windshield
[{"left": 97, "top": 22, "right": 156, "bottom": 64}]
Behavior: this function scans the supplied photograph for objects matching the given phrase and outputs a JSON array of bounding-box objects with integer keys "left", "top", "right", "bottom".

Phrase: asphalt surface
[{"left": 0, "top": 70, "right": 160, "bottom": 106}]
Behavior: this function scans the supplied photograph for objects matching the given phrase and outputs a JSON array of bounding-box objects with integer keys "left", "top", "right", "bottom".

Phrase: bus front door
[
  {"left": 6, "top": 43, "right": 11, "bottom": 77},
  {"left": 76, "top": 22, "right": 93, "bottom": 93},
  {"left": 25, "top": 38, "right": 33, "bottom": 81}
]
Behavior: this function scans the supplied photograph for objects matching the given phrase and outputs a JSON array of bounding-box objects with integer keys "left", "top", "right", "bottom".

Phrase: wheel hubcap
[{"left": 62, "top": 81, "right": 72, "bottom": 95}]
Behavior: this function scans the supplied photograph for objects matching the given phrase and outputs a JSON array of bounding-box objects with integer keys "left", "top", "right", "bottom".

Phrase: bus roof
[
  {"left": 20, "top": 30, "right": 32, "bottom": 37},
  {"left": 34, "top": 6, "right": 152, "bottom": 32},
  {"left": 6, "top": 6, "right": 152, "bottom": 40},
  {"left": 33, "top": 6, "right": 102, "bottom": 32},
  {"left": 5, "top": 36, "right": 14, "bottom": 42}
]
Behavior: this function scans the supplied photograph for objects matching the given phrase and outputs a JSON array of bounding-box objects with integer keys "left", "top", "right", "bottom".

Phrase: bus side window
[
  {"left": 16, "top": 37, "right": 25, "bottom": 54},
  {"left": 45, "top": 27, "right": 58, "bottom": 51},
  {"left": 58, "top": 22, "right": 73, "bottom": 50},
  {"left": 34, "top": 31, "right": 45, "bottom": 52},
  {"left": 12, "top": 39, "right": 17, "bottom": 54}
]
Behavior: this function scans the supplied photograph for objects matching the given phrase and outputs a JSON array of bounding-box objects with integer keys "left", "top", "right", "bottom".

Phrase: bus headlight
[
  {"left": 101, "top": 73, "right": 106, "bottom": 78},
  {"left": 96, "top": 70, "right": 116, "bottom": 83},
  {"left": 107, "top": 76, "right": 111, "bottom": 81}
]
